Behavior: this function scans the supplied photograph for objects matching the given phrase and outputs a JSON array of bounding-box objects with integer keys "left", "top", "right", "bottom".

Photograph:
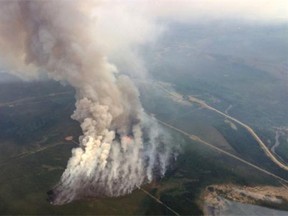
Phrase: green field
[{"left": 0, "top": 81, "right": 287, "bottom": 215}]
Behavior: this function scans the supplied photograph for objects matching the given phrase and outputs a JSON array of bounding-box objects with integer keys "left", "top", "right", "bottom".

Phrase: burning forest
[{"left": 0, "top": 0, "right": 176, "bottom": 205}]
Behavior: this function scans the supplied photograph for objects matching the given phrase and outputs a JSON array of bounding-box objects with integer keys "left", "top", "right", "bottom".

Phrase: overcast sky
[
  {"left": 0, "top": 0, "right": 287, "bottom": 81},
  {"left": 100, "top": 0, "right": 288, "bottom": 23}
]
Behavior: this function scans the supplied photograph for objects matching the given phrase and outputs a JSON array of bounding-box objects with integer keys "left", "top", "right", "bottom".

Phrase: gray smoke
[{"left": 0, "top": 0, "right": 175, "bottom": 204}]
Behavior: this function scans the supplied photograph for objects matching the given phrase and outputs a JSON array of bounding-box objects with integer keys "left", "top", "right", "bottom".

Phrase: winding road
[
  {"left": 155, "top": 118, "right": 288, "bottom": 185},
  {"left": 156, "top": 82, "right": 288, "bottom": 172},
  {"left": 188, "top": 96, "right": 288, "bottom": 172}
]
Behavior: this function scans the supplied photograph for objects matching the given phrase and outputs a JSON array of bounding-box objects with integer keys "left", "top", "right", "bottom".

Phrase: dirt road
[
  {"left": 155, "top": 118, "right": 288, "bottom": 185},
  {"left": 188, "top": 96, "right": 288, "bottom": 172},
  {"left": 155, "top": 82, "right": 288, "bottom": 172}
]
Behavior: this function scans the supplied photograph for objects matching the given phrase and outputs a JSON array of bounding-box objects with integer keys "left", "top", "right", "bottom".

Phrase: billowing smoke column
[{"left": 0, "top": 1, "right": 175, "bottom": 204}]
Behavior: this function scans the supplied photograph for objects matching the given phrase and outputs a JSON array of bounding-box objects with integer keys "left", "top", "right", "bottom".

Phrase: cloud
[{"left": 125, "top": 0, "right": 288, "bottom": 23}]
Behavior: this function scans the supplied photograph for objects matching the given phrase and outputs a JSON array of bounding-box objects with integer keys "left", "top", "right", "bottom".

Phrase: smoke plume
[{"left": 0, "top": 0, "right": 175, "bottom": 204}]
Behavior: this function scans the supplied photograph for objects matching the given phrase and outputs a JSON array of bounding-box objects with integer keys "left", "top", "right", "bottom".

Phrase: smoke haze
[
  {"left": 0, "top": 0, "right": 286, "bottom": 205},
  {"left": 0, "top": 0, "right": 175, "bottom": 205}
]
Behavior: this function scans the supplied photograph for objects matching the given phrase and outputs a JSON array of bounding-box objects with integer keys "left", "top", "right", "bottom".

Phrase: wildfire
[{"left": 122, "top": 135, "right": 133, "bottom": 144}]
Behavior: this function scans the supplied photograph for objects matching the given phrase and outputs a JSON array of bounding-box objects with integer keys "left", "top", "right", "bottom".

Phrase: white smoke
[
  {"left": 1, "top": 0, "right": 283, "bottom": 205},
  {"left": 0, "top": 0, "right": 176, "bottom": 205}
]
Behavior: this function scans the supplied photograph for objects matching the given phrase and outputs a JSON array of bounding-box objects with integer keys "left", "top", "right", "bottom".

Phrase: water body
[
  {"left": 224, "top": 104, "right": 233, "bottom": 115},
  {"left": 204, "top": 197, "right": 288, "bottom": 216},
  {"left": 220, "top": 199, "right": 288, "bottom": 216},
  {"left": 271, "top": 130, "right": 280, "bottom": 154}
]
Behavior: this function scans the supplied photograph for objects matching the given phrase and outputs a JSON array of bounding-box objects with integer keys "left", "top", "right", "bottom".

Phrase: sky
[
  {"left": 147, "top": 0, "right": 288, "bottom": 23},
  {"left": 98, "top": 0, "right": 288, "bottom": 23},
  {"left": 0, "top": 0, "right": 287, "bottom": 81}
]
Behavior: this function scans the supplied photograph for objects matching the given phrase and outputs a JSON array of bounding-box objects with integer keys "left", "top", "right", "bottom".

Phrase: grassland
[{"left": 0, "top": 80, "right": 287, "bottom": 215}]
